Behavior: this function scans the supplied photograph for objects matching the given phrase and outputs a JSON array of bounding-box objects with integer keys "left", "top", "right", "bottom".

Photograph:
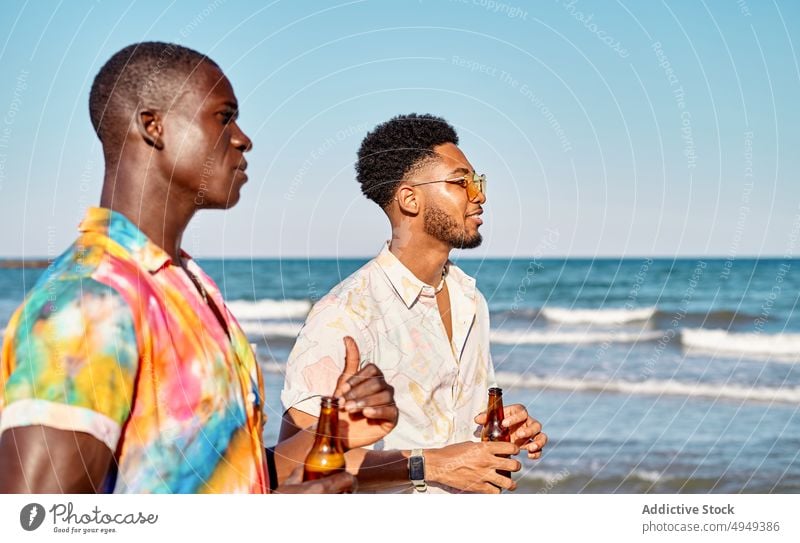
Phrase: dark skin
[{"left": 0, "top": 61, "right": 397, "bottom": 494}]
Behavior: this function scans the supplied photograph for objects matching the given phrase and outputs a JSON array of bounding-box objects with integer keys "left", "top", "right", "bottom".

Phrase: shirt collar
[
  {"left": 375, "top": 241, "right": 476, "bottom": 308},
  {"left": 78, "top": 207, "right": 176, "bottom": 273}
]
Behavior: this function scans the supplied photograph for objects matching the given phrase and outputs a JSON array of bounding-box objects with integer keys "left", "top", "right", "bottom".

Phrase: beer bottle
[
  {"left": 481, "top": 387, "right": 511, "bottom": 479},
  {"left": 303, "top": 396, "right": 346, "bottom": 482}
]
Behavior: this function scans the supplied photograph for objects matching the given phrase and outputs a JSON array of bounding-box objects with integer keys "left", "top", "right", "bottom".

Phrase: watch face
[{"left": 409, "top": 456, "right": 425, "bottom": 480}]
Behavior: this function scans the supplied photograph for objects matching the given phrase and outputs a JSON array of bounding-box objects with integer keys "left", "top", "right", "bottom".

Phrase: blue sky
[{"left": 0, "top": 0, "right": 798, "bottom": 258}]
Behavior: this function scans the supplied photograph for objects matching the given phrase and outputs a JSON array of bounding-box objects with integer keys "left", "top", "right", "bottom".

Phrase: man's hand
[
  {"left": 425, "top": 441, "right": 521, "bottom": 494},
  {"left": 474, "top": 403, "right": 547, "bottom": 459},
  {"left": 333, "top": 336, "right": 398, "bottom": 449},
  {"left": 273, "top": 466, "right": 355, "bottom": 494}
]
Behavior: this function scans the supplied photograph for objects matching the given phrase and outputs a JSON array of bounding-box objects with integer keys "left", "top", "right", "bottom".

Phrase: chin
[
  {"left": 197, "top": 192, "right": 241, "bottom": 210},
  {"left": 223, "top": 193, "right": 242, "bottom": 209},
  {"left": 456, "top": 233, "right": 482, "bottom": 250}
]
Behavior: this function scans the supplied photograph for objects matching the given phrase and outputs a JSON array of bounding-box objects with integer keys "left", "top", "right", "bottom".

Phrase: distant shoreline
[{"left": 0, "top": 259, "right": 50, "bottom": 269}]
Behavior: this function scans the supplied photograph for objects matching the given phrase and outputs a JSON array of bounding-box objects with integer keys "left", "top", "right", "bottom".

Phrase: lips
[
  {"left": 234, "top": 160, "right": 248, "bottom": 180},
  {"left": 466, "top": 209, "right": 483, "bottom": 225}
]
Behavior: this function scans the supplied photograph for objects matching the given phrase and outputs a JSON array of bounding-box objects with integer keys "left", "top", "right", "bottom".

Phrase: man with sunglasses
[{"left": 279, "top": 113, "right": 547, "bottom": 493}]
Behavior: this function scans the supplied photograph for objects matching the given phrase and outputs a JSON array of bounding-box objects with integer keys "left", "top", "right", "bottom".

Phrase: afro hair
[{"left": 356, "top": 113, "right": 459, "bottom": 208}]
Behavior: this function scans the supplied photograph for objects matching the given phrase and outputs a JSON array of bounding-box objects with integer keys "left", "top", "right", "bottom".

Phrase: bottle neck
[
  {"left": 487, "top": 392, "right": 505, "bottom": 423},
  {"left": 314, "top": 404, "right": 343, "bottom": 451}
]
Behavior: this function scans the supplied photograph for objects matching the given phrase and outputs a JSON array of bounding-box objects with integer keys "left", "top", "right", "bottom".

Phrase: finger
[
  {"left": 345, "top": 389, "right": 394, "bottom": 413},
  {"left": 512, "top": 419, "right": 542, "bottom": 442},
  {"left": 343, "top": 374, "right": 388, "bottom": 406},
  {"left": 343, "top": 363, "right": 382, "bottom": 391},
  {"left": 524, "top": 432, "right": 548, "bottom": 454},
  {"left": 478, "top": 482, "right": 501, "bottom": 494},
  {"left": 486, "top": 471, "right": 516, "bottom": 492},
  {"left": 501, "top": 407, "right": 529, "bottom": 429},
  {"left": 342, "top": 337, "right": 361, "bottom": 375},
  {"left": 333, "top": 337, "right": 361, "bottom": 397},
  {"left": 361, "top": 404, "right": 398, "bottom": 423},
  {"left": 320, "top": 471, "right": 356, "bottom": 494},
  {"left": 483, "top": 441, "right": 520, "bottom": 456},
  {"left": 492, "top": 456, "right": 522, "bottom": 473},
  {"left": 473, "top": 411, "right": 487, "bottom": 425}
]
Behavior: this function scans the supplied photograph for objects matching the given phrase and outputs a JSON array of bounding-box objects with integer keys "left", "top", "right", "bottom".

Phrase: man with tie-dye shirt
[
  {"left": 280, "top": 114, "right": 548, "bottom": 493},
  {"left": 0, "top": 42, "right": 397, "bottom": 494}
]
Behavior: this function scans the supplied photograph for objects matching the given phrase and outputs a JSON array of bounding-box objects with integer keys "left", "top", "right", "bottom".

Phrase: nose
[
  {"left": 231, "top": 122, "right": 253, "bottom": 153},
  {"left": 475, "top": 186, "right": 487, "bottom": 205}
]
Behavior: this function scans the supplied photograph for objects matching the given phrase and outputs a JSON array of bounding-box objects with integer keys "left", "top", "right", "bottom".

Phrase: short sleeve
[
  {"left": 280, "top": 300, "right": 369, "bottom": 418},
  {"left": 0, "top": 277, "right": 139, "bottom": 452}
]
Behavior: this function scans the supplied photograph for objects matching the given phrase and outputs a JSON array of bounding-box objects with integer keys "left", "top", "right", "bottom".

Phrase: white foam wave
[
  {"left": 628, "top": 469, "right": 662, "bottom": 483},
  {"left": 258, "top": 362, "right": 797, "bottom": 403},
  {"left": 517, "top": 469, "right": 573, "bottom": 482},
  {"left": 239, "top": 321, "right": 303, "bottom": 338},
  {"left": 541, "top": 307, "right": 656, "bottom": 324},
  {"left": 228, "top": 299, "right": 311, "bottom": 320},
  {"left": 494, "top": 372, "right": 800, "bottom": 403},
  {"left": 682, "top": 329, "right": 800, "bottom": 359},
  {"left": 490, "top": 329, "right": 663, "bottom": 345},
  {"left": 260, "top": 361, "right": 286, "bottom": 374}
]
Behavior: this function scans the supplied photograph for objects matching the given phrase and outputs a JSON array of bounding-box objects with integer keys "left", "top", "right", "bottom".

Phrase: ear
[
  {"left": 136, "top": 110, "right": 164, "bottom": 150},
  {"left": 395, "top": 184, "right": 420, "bottom": 216}
]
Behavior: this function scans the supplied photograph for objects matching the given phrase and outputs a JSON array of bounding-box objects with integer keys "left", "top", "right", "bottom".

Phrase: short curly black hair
[
  {"left": 356, "top": 113, "right": 459, "bottom": 208},
  {"left": 89, "top": 42, "right": 218, "bottom": 151}
]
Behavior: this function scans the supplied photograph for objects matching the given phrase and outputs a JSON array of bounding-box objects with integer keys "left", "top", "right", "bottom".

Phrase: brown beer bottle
[
  {"left": 481, "top": 387, "right": 511, "bottom": 479},
  {"left": 303, "top": 396, "right": 346, "bottom": 482}
]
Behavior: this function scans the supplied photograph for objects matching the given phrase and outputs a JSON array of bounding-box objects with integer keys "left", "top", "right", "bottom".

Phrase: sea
[{"left": 1, "top": 257, "right": 798, "bottom": 493}]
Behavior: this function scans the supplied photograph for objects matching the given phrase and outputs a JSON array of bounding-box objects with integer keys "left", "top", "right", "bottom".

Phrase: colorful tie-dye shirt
[
  {"left": 0, "top": 207, "right": 267, "bottom": 493},
  {"left": 281, "top": 242, "right": 496, "bottom": 493}
]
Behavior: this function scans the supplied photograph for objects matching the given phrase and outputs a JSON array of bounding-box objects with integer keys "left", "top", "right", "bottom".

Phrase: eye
[{"left": 219, "top": 110, "right": 238, "bottom": 125}]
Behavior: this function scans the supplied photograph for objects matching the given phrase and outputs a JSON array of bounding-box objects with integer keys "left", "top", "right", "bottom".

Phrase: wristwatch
[{"left": 408, "top": 448, "right": 427, "bottom": 492}]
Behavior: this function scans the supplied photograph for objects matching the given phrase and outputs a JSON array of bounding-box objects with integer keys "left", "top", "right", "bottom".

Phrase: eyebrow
[
  {"left": 448, "top": 167, "right": 471, "bottom": 176},
  {"left": 218, "top": 101, "right": 239, "bottom": 118}
]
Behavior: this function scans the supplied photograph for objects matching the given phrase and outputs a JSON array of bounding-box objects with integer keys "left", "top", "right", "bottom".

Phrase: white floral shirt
[{"left": 281, "top": 242, "right": 496, "bottom": 492}]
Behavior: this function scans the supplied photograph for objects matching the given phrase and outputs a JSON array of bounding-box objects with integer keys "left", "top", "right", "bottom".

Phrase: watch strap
[{"left": 408, "top": 448, "right": 427, "bottom": 492}]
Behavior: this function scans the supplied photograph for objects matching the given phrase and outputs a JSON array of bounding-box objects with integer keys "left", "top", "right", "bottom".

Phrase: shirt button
[{"left": 247, "top": 392, "right": 256, "bottom": 403}]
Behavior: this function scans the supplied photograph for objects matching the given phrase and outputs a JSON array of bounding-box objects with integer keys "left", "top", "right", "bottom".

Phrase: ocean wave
[
  {"left": 653, "top": 309, "right": 761, "bottom": 327},
  {"left": 239, "top": 321, "right": 303, "bottom": 338},
  {"left": 260, "top": 361, "right": 287, "bottom": 374},
  {"left": 490, "top": 329, "right": 664, "bottom": 345},
  {"left": 682, "top": 328, "right": 800, "bottom": 358},
  {"left": 491, "top": 308, "right": 540, "bottom": 320},
  {"left": 518, "top": 468, "right": 662, "bottom": 485},
  {"left": 259, "top": 361, "right": 798, "bottom": 403},
  {"left": 541, "top": 307, "right": 656, "bottom": 324},
  {"left": 227, "top": 299, "right": 311, "bottom": 320},
  {"left": 494, "top": 371, "right": 800, "bottom": 403}
]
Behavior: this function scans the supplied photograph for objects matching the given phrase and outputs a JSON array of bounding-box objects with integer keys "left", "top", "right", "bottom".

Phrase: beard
[{"left": 423, "top": 204, "right": 483, "bottom": 249}]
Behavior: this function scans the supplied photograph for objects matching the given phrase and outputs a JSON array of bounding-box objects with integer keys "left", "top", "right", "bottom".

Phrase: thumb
[
  {"left": 474, "top": 410, "right": 487, "bottom": 425},
  {"left": 334, "top": 336, "right": 360, "bottom": 397}
]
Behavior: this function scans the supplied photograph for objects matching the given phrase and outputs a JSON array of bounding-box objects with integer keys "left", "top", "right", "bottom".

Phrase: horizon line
[{"left": 2, "top": 255, "right": 796, "bottom": 261}]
